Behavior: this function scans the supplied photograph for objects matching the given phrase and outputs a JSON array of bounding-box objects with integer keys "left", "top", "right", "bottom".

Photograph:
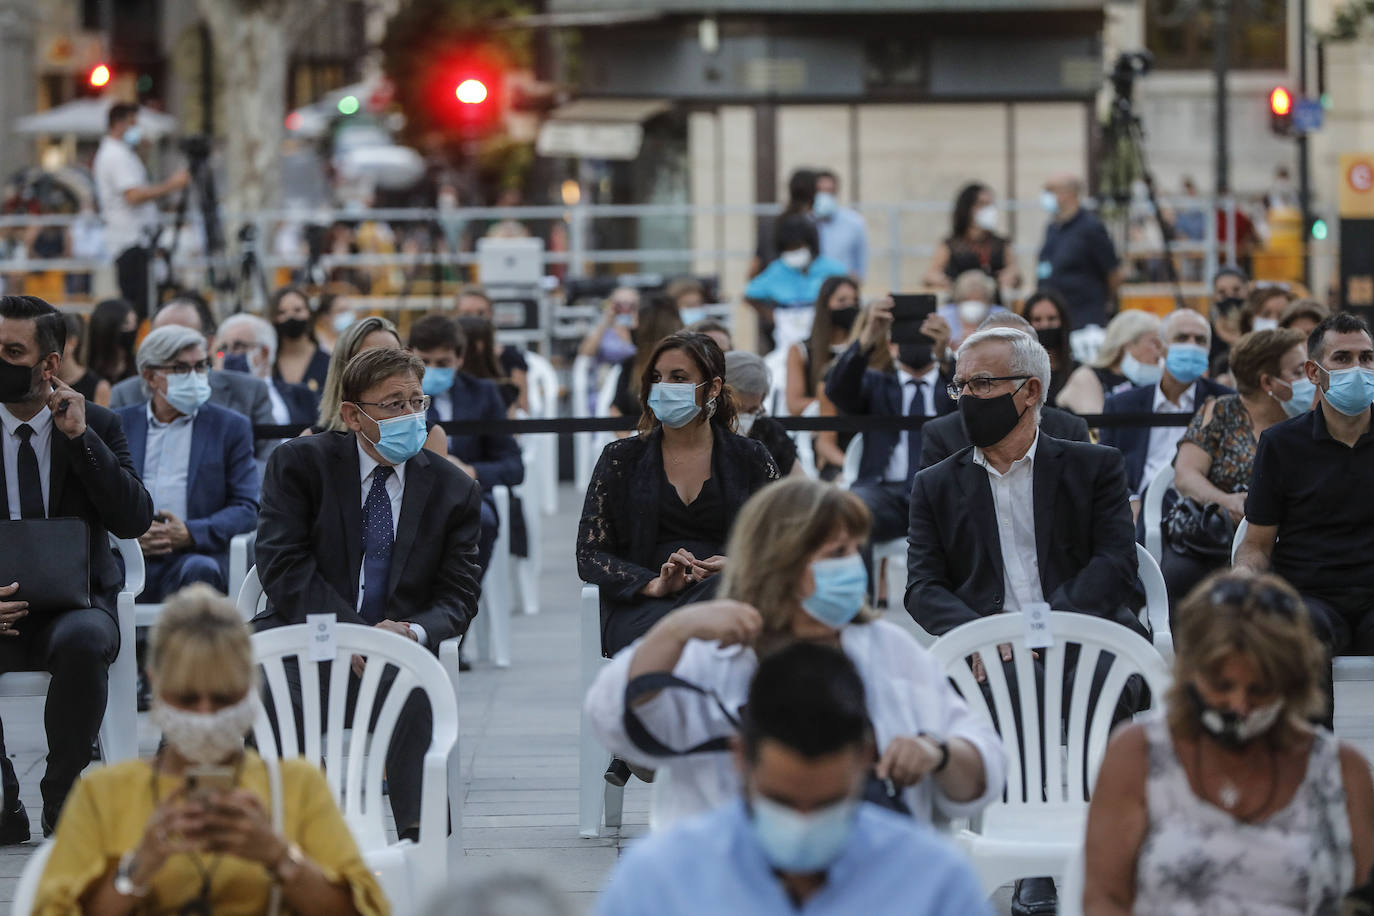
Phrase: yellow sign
[{"left": 1339, "top": 154, "right": 1374, "bottom": 218}]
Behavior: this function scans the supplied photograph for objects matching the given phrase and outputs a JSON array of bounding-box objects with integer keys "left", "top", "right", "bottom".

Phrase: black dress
[
  {"left": 1093, "top": 366, "right": 1133, "bottom": 401},
  {"left": 70, "top": 370, "right": 103, "bottom": 403},
  {"left": 749, "top": 417, "right": 798, "bottom": 477},
  {"left": 944, "top": 233, "right": 1011, "bottom": 302},
  {"left": 611, "top": 354, "right": 641, "bottom": 421}
]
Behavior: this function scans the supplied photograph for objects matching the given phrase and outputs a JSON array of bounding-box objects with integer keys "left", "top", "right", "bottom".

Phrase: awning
[
  {"left": 15, "top": 99, "right": 178, "bottom": 139},
  {"left": 536, "top": 98, "right": 670, "bottom": 161}
]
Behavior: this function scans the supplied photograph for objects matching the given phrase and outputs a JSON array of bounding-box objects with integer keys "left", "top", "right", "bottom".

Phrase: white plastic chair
[
  {"left": 510, "top": 443, "right": 542, "bottom": 617},
  {"left": 0, "top": 536, "right": 141, "bottom": 766},
  {"left": 523, "top": 350, "right": 560, "bottom": 517},
  {"left": 12, "top": 838, "right": 55, "bottom": 915},
  {"left": 839, "top": 435, "right": 908, "bottom": 619},
  {"left": 1058, "top": 840, "right": 1087, "bottom": 916},
  {"left": 579, "top": 584, "right": 624, "bottom": 838},
  {"left": 1141, "top": 463, "right": 1173, "bottom": 564},
  {"left": 762, "top": 347, "right": 791, "bottom": 418},
  {"left": 1230, "top": 517, "right": 1248, "bottom": 564},
  {"left": 1135, "top": 543, "right": 1173, "bottom": 663},
  {"left": 251, "top": 622, "right": 460, "bottom": 910},
  {"left": 793, "top": 400, "right": 820, "bottom": 479},
  {"left": 133, "top": 531, "right": 256, "bottom": 627},
  {"left": 571, "top": 354, "right": 597, "bottom": 496},
  {"left": 466, "top": 485, "right": 513, "bottom": 667},
  {"left": 927, "top": 612, "right": 1171, "bottom": 898}
]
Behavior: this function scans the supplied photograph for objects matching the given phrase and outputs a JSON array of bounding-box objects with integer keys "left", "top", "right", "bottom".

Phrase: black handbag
[
  {"left": 0, "top": 518, "right": 92, "bottom": 612},
  {"left": 1162, "top": 497, "right": 1235, "bottom": 561}
]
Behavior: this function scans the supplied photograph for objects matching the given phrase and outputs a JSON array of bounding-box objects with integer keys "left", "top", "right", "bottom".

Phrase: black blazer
[
  {"left": 0, "top": 405, "right": 153, "bottom": 618},
  {"left": 576, "top": 425, "right": 779, "bottom": 603},
  {"left": 1099, "top": 377, "right": 1233, "bottom": 495},
  {"left": 824, "top": 342, "right": 955, "bottom": 485},
  {"left": 254, "top": 431, "right": 484, "bottom": 646},
  {"left": 918, "top": 406, "right": 1092, "bottom": 471},
  {"left": 427, "top": 371, "right": 523, "bottom": 489},
  {"left": 905, "top": 435, "right": 1146, "bottom": 638},
  {"left": 273, "top": 379, "right": 319, "bottom": 427}
]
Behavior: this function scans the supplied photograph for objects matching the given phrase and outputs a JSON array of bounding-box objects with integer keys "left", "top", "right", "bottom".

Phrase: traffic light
[
  {"left": 1269, "top": 86, "right": 1293, "bottom": 136},
  {"left": 88, "top": 63, "right": 111, "bottom": 89},
  {"left": 456, "top": 78, "right": 488, "bottom": 105}
]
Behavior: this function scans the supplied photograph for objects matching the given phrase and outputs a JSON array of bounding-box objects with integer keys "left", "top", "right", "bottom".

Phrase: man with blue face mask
[
  {"left": 813, "top": 170, "right": 868, "bottom": 281},
  {"left": 1100, "top": 308, "right": 1233, "bottom": 527},
  {"left": 117, "top": 326, "right": 258, "bottom": 603},
  {"left": 1238, "top": 313, "right": 1374, "bottom": 726},
  {"left": 254, "top": 346, "right": 482, "bottom": 840},
  {"left": 92, "top": 103, "right": 189, "bottom": 321},
  {"left": 596, "top": 642, "right": 990, "bottom": 916}
]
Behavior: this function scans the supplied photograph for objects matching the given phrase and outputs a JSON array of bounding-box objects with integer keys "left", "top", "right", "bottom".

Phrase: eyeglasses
[
  {"left": 221, "top": 341, "right": 257, "bottom": 355},
  {"left": 354, "top": 395, "right": 431, "bottom": 415},
  {"left": 946, "top": 375, "right": 1030, "bottom": 401},
  {"left": 1208, "top": 578, "right": 1299, "bottom": 620},
  {"left": 153, "top": 360, "right": 211, "bottom": 376}
]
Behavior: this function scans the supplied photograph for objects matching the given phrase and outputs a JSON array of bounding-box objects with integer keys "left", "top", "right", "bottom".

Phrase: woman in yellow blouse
[{"left": 35, "top": 585, "right": 388, "bottom": 915}]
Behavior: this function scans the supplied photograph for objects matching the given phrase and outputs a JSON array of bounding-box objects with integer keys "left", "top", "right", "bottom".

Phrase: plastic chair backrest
[
  {"left": 250, "top": 623, "right": 458, "bottom": 863},
  {"left": 1142, "top": 463, "right": 1174, "bottom": 563},
  {"left": 111, "top": 531, "right": 146, "bottom": 600},
  {"left": 1231, "top": 517, "right": 1248, "bottom": 564},
  {"left": 595, "top": 363, "right": 622, "bottom": 418},
  {"left": 571, "top": 354, "right": 594, "bottom": 419},
  {"left": 236, "top": 566, "right": 266, "bottom": 623},
  {"left": 841, "top": 433, "right": 864, "bottom": 489},
  {"left": 524, "top": 350, "right": 559, "bottom": 419},
  {"left": 1135, "top": 543, "right": 1171, "bottom": 651},
  {"left": 763, "top": 347, "right": 790, "bottom": 418},
  {"left": 11, "top": 839, "right": 55, "bottom": 914},
  {"left": 928, "top": 612, "right": 1170, "bottom": 808}
]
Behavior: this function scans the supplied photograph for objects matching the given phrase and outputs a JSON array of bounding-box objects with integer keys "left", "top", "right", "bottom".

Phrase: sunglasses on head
[{"left": 1208, "top": 578, "right": 1299, "bottom": 621}]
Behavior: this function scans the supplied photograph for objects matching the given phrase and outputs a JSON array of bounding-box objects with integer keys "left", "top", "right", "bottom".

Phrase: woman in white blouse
[{"left": 584, "top": 476, "right": 1005, "bottom": 829}]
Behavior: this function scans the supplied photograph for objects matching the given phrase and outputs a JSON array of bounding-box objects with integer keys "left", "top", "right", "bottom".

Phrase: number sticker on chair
[
  {"left": 306, "top": 613, "right": 337, "bottom": 662},
  {"left": 1023, "top": 602, "right": 1053, "bottom": 649}
]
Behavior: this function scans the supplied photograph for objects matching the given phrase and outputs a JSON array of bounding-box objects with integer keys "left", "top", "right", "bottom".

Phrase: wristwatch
[
  {"left": 271, "top": 842, "right": 307, "bottom": 884},
  {"left": 918, "top": 732, "right": 951, "bottom": 773},
  {"left": 114, "top": 851, "right": 149, "bottom": 898}
]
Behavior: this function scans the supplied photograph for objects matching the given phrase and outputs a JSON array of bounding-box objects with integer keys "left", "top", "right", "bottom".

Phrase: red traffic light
[
  {"left": 88, "top": 64, "right": 111, "bottom": 88},
  {"left": 1269, "top": 86, "right": 1292, "bottom": 116},
  {"left": 456, "top": 79, "right": 488, "bottom": 105}
]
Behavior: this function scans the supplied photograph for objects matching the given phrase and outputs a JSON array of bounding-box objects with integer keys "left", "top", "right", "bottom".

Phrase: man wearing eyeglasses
[
  {"left": 905, "top": 326, "right": 1147, "bottom": 916},
  {"left": 116, "top": 326, "right": 259, "bottom": 602},
  {"left": 253, "top": 346, "right": 482, "bottom": 842}
]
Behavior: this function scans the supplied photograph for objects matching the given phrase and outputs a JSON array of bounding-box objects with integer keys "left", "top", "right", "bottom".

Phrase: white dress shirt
[
  {"left": 973, "top": 432, "right": 1045, "bottom": 615},
  {"left": 354, "top": 440, "right": 426, "bottom": 645},
  {"left": 265, "top": 381, "right": 291, "bottom": 425},
  {"left": 431, "top": 392, "right": 453, "bottom": 422},
  {"left": 1138, "top": 381, "right": 1197, "bottom": 499},
  {"left": 0, "top": 403, "right": 53, "bottom": 519},
  {"left": 143, "top": 404, "right": 194, "bottom": 523},
  {"left": 92, "top": 135, "right": 156, "bottom": 254},
  {"left": 884, "top": 364, "right": 941, "bottom": 484}
]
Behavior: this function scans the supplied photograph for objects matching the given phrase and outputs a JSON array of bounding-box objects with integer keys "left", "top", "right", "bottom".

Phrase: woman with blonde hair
[
  {"left": 1056, "top": 309, "right": 1164, "bottom": 415},
  {"left": 1083, "top": 571, "right": 1374, "bottom": 915},
  {"left": 35, "top": 585, "right": 388, "bottom": 915},
  {"left": 584, "top": 476, "right": 1003, "bottom": 829}
]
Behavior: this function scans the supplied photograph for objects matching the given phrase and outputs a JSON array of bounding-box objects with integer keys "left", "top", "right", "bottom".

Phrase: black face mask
[
  {"left": 830, "top": 306, "right": 859, "bottom": 332},
  {"left": 1036, "top": 326, "right": 1064, "bottom": 351},
  {"left": 897, "top": 344, "right": 933, "bottom": 371},
  {"left": 118, "top": 329, "right": 138, "bottom": 353},
  {"left": 275, "top": 317, "right": 311, "bottom": 340},
  {"left": 958, "top": 381, "right": 1030, "bottom": 448},
  {"left": 221, "top": 352, "right": 251, "bottom": 374},
  {"left": 1214, "top": 296, "right": 1245, "bottom": 319},
  {"left": 0, "top": 357, "right": 38, "bottom": 405}
]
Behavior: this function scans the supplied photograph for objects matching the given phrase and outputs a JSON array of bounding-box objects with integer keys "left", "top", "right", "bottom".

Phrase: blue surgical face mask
[
  {"left": 163, "top": 371, "right": 211, "bottom": 416},
  {"left": 1040, "top": 190, "right": 1059, "bottom": 215},
  {"left": 648, "top": 381, "right": 705, "bottom": 429},
  {"left": 748, "top": 793, "right": 858, "bottom": 874},
  {"left": 357, "top": 407, "right": 427, "bottom": 464},
  {"left": 1164, "top": 343, "right": 1210, "bottom": 384},
  {"left": 812, "top": 191, "right": 837, "bottom": 219},
  {"left": 332, "top": 311, "right": 357, "bottom": 334},
  {"left": 1272, "top": 375, "right": 1317, "bottom": 419},
  {"left": 123, "top": 126, "right": 142, "bottom": 148},
  {"left": 678, "top": 306, "right": 707, "bottom": 327},
  {"left": 1120, "top": 351, "right": 1163, "bottom": 387},
  {"left": 1320, "top": 365, "right": 1374, "bottom": 417},
  {"left": 801, "top": 554, "right": 869, "bottom": 629},
  {"left": 421, "top": 366, "right": 455, "bottom": 396}
]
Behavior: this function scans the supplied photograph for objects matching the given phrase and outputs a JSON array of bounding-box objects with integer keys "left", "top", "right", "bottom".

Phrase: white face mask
[
  {"left": 974, "top": 205, "right": 1000, "bottom": 233},
  {"left": 151, "top": 693, "right": 258, "bottom": 765},
  {"left": 956, "top": 300, "right": 990, "bottom": 326},
  {"left": 1251, "top": 317, "right": 1279, "bottom": 332},
  {"left": 737, "top": 410, "right": 760, "bottom": 435},
  {"left": 780, "top": 248, "right": 812, "bottom": 271}
]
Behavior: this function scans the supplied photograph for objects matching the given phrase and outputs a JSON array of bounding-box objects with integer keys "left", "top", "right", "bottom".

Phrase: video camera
[
  {"left": 1109, "top": 51, "right": 1154, "bottom": 103},
  {"left": 178, "top": 135, "right": 212, "bottom": 163}
]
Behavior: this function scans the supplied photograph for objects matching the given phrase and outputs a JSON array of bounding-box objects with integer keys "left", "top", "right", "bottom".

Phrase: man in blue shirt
[
  {"left": 595, "top": 642, "right": 990, "bottom": 916},
  {"left": 1036, "top": 174, "right": 1122, "bottom": 330},
  {"left": 814, "top": 170, "right": 868, "bottom": 282}
]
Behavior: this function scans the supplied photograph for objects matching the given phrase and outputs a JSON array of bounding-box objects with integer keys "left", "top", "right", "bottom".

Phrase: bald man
[{"left": 1036, "top": 174, "right": 1122, "bottom": 330}]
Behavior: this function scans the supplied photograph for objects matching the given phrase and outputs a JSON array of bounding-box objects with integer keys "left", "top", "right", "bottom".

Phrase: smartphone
[
  {"left": 185, "top": 764, "right": 236, "bottom": 800},
  {"left": 889, "top": 293, "right": 938, "bottom": 345}
]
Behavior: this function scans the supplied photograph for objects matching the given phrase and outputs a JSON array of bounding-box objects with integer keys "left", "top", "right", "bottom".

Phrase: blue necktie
[
  {"left": 359, "top": 466, "right": 394, "bottom": 624},
  {"left": 904, "top": 378, "right": 925, "bottom": 487}
]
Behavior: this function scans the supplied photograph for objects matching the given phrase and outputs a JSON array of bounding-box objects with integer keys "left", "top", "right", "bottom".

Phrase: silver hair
[
  {"left": 217, "top": 313, "right": 277, "bottom": 367},
  {"left": 1161, "top": 307, "right": 1212, "bottom": 347},
  {"left": 977, "top": 311, "right": 1035, "bottom": 335},
  {"left": 136, "top": 325, "right": 207, "bottom": 400},
  {"left": 957, "top": 326, "right": 1052, "bottom": 413},
  {"left": 724, "top": 349, "right": 772, "bottom": 397},
  {"left": 1092, "top": 310, "right": 1161, "bottom": 370},
  {"left": 952, "top": 269, "right": 996, "bottom": 303}
]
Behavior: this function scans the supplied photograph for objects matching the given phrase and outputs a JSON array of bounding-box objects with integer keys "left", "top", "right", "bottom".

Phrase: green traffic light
[
  {"left": 1312, "top": 219, "right": 1328, "bottom": 241},
  {"left": 337, "top": 95, "right": 359, "bottom": 115}
]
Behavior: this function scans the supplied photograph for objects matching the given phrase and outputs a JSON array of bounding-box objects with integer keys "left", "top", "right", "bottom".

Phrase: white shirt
[
  {"left": 354, "top": 440, "right": 426, "bottom": 645},
  {"left": 264, "top": 380, "right": 291, "bottom": 425},
  {"left": 1138, "top": 381, "right": 1197, "bottom": 499},
  {"left": 0, "top": 403, "right": 53, "bottom": 519},
  {"left": 93, "top": 135, "right": 157, "bottom": 254},
  {"left": 586, "top": 619, "right": 1005, "bottom": 831},
  {"left": 884, "top": 364, "right": 940, "bottom": 484},
  {"left": 143, "top": 405, "right": 194, "bottom": 523},
  {"left": 432, "top": 392, "right": 453, "bottom": 422},
  {"left": 973, "top": 432, "right": 1045, "bottom": 615}
]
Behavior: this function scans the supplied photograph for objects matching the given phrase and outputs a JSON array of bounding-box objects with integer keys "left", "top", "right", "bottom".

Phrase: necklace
[{"left": 1193, "top": 735, "right": 1280, "bottom": 822}]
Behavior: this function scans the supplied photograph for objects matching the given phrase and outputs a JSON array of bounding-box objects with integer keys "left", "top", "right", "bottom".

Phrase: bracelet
[
  {"left": 919, "top": 733, "right": 951, "bottom": 773},
  {"left": 114, "top": 850, "right": 150, "bottom": 898},
  {"left": 270, "top": 842, "right": 306, "bottom": 884}
]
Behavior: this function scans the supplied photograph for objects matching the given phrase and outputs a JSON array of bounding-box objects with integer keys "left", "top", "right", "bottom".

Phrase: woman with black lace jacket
[{"left": 577, "top": 331, "right": 779, "bottom": 658}]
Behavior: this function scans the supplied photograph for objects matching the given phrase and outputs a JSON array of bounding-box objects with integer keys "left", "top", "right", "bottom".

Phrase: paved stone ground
[{"left": 1, "top": 484, "right": 1372, "bottom": 913}]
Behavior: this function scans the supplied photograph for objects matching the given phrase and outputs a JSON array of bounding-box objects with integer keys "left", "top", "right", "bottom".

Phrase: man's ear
[
  {"left": 1306, "top": 360, "right": 1323, "bottom": 386},
  {"left": 339, "top": 401, "right": 362, "bottom": 431},
  {"left": 40, "top": 351, "right": 61, "bottom": 382}
]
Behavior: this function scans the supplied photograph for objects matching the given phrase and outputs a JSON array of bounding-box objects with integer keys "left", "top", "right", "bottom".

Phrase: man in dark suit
[
  {"left": 0, "top": 295, "right": 153, "bottom": 839},
  {"left": 408, "top": 314, "right": 523, "bottom": 575},
  {"left": 905, "top": 325, "right": 1144, "bottom": 916},
  {"left": 825, "top": 296, "right": 954, "bottom": 591},
  {"left": 117, "top": 326, "right": 259, "bottom": 601},
  {"left": 919, "top": 312, "right": 1091, "bottom": 469},
  {"left": 255, "top": 347, "right": 482, "bottom": 840}
]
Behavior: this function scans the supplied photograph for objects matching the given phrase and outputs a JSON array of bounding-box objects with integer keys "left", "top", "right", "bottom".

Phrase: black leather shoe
[
  {"left": 1011, "top": 877, "right": 1057, "bottom": 916},
  {"left": 41, "top": 805, "right": 58, "bottom": 838},
  {"left": 459, "top": 658, "right": 472, "bottom": 672},
  {"left": 0, "top": 801, "right": 29, "bottom": 845},
  {"left": 604, "top": 758, "right": 631, "bottom": 788},
  {"left": 136, "top": 671, "right": 151, "bottom": 713}
]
